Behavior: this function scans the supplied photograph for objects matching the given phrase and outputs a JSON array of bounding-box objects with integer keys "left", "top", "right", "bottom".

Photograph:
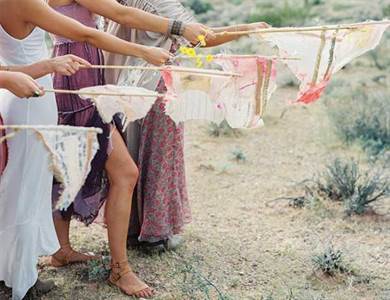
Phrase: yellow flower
[
  {"left": 187, "top": 48, "right": 197, "bottom": 57},
  {"left": 179, "top": 46, "right": 189, "bottom": 55},
  {"left": 196, "top": 57, "right": 203, "bottom": 68},
  {"left": 197, "top": 34, "right": 206, "bottom": 46},
  {"left": 206, "top": 54, "right": 214, "bottom": 63}
]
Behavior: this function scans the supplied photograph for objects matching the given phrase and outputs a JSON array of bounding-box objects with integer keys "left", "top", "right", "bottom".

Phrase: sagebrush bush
[
  {"left": 312, "top": 245, "right": 351, "bottom": 276},
  {"left": 317, "top": 158, "right": 359, "bottom": 202},
  {"left": 344, "top": 172, "right": 389, "bottom": 216},
  {"left": 316, "top": 158, "right": 389, "bottom": 215},
  {"left": 207, "top": 120, "right": 241, "bottom": 137},
  {"left": 231, "top": 148, "right": 246, "bottom": 163},
  {"left": 327, "top": 89, "right": 390, "bottom": 157}
]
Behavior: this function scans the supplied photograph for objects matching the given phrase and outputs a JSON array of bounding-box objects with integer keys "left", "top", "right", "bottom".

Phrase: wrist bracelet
[
  {"left": 170, "top": 20, "right": 184, "bottom": 36},
  {"left": 167, "top": 19, "right": 174, "bottom": 36}
]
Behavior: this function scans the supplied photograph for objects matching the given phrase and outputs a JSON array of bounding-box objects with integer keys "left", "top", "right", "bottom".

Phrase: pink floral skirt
[{"left": 129, "top": 79, "right": 191, "bottom": 243}]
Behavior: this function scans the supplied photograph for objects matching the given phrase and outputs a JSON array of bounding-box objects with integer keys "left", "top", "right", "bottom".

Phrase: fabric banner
[
  {"left": 213, "top": 56, "right": 277, "bottom": 127},
  {"left": 78, "top": 85, "right": 159, "bottom": 129},
  {"left": 162, "top": 69, "right": 231, "bottom": 126},
  {"left": 162, "top": 57, "right": 277, "bottom": 128},
  {"left": 258, "top": 22, "right": 389, "bottom": 103},
  {"left": 0, "top": 125, "right": 101, "bottom": 210}
]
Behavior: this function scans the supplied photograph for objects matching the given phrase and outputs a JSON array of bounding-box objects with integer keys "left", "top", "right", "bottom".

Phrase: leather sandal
[
  {"left": 50, "top": 244, "right": 99, "bottom": 267},
  {"left": 108, "top": 260, "right": 154, "bottom": 298}
]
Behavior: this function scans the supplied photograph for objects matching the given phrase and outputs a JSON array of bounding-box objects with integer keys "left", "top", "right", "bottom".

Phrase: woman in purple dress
[{"left": 48, "top": 0, "right": 210, "bottom": 297}]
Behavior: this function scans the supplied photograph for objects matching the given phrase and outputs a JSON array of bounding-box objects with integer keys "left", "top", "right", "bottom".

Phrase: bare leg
[
  {"left": 50, "top": 217, "right": 98, "bottom": 267},
  {"left": 105, "top": 129, "right": 154, "bottom": 298}
]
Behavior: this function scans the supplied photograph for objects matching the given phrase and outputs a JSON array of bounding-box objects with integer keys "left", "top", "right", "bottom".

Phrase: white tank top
[{"left": 0, "top": 25, "right": 49, "bottom": 66}]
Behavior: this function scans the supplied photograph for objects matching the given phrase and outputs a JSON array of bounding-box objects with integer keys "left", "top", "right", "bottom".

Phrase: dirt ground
[
  {"left": 0, "top": 68, "right": 388, "bottom": 300},
  {"left": 0, "top": 1, "right": 389, "bottom": 299},
  {"left": 30, "top": 60, "right": 388, "bottom": 300}
]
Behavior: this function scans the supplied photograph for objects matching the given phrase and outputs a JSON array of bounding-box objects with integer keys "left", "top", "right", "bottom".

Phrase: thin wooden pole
[
  {"left": 0, "top": 124, "right": 102, "bottom": 133},
  {"left": 45, "top": 88, "right": 163, "bottom": 98},
  {"left": 216, "top": 20, "right": 390, "bottom": 36},
  {"left": 84, "top": 65, "right": 241, "bottom": 77},
  {"left": 175, "top": 54, "right": 301, "bottom": 60}
]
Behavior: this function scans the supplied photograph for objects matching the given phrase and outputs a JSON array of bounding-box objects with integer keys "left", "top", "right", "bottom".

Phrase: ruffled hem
[{"left": 0, "top": 221, "right": 59, "bottom": 300}]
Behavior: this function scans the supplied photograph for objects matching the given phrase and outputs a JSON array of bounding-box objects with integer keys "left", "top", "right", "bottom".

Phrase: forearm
[
  {"left": 0, "top": 60, "right": 53, "bottom": 79},
  {"left": 84, "top": 28, "right": 148, "bottom": 58},
  {"left": 76, "top": 0, "right": 170, "bottom": 34},
  {"left": 111, "top": 6, "right": 170, "bottom": 34},
  {"left": 205, "top": 24, "right": 249, "bottom": 47},
  {"left": 0, "top": 71, "right": 10, "bottom": 88}
]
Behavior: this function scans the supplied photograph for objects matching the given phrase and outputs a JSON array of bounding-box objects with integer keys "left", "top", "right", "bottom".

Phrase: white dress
[{"left": 0, "top": 26, "right": 59, "bottom": 300}]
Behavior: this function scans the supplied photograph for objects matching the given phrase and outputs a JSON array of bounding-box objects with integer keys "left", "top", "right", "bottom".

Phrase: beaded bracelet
[{"left": 167, "top": 19, "right": 185, "bottom": 36}]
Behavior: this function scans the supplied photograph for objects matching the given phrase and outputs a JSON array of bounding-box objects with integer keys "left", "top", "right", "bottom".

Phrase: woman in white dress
[
  {"left": 0, "top": 0, "right": 172, "bottom": 298},
  {"left": 0, "top": 27, "right": 68, "bottom": 299}
]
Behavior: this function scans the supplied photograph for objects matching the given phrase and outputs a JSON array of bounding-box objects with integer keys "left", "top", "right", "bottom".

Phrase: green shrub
[
  {"left": 383, "top": 4, "right": 390, "bottom": 17},
  {"left": 327, "top": 89, "right": 390, "bottom": 157},
  {"left": 80, "top": 257, "right": 110, "bottom": 282},
  {"left": 247, "top": 1, "right": 313, "bottom": 27},
  {"left": 186, "top": 0, "right": 213, "bottom": 15}
]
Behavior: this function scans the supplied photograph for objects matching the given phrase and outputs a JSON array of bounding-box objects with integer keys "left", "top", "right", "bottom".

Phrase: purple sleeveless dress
[{"left": 52, "top": 3, "right": 121, "bottom": 225}]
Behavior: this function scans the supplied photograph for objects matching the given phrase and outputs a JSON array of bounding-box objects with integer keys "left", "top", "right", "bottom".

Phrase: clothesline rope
[
  {"left": 45, "top": 88, "right": 164, "bottom": 98},
  {"left": 84, "top": 65, "right": 241, "bottom": 77},
  {"left": 217, "top": 20, "right": 390, "bottom": 36},
  {"left": 0, "top": 125, "right": 103, "bottom": 133}
]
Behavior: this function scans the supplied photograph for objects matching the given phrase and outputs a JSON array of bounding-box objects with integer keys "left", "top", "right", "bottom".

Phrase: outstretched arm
[
  {"left": 0, "top": 55, "right": 91, "bottom": 79},
  {"left": 205, "top": 22, "right": 269, "bottom": 47},
  {"left": 0, "top": 55, "right": 90, "bottom": 97},
  {"left": 74, "top": 0, "right": 212, "bottom": 45},
  {"left": 21, "top": 0, "right": 170, "bottom": 65}
]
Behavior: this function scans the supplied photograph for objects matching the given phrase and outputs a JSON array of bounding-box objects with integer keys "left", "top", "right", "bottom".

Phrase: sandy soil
[
  {"left": 0, "top": 1, "right": 389, "bottom": 299},
  {"left": 28, "top": 62, "right": 388, "bottom": 300}
]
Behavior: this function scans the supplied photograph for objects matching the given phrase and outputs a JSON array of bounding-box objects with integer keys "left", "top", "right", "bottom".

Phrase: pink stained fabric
[
  {"left": 258, "top": 23, "right": 389, "bottom": 103},
  {"left": 161, "top": 68, "right": 229, "bottom": 126},
  {"left": 162, "top": 57, "right": 277, "bottom": 129},
  {"left": 214, "top": 56, "right": 277, "bottom": 127},
  {"left": 0, "top": 115, "right": 7, "bottom": 176}
]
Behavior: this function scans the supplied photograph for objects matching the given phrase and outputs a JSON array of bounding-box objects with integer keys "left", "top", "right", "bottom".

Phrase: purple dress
[{"left": 52, "top": 3, "right": 121, "bottom": 225}]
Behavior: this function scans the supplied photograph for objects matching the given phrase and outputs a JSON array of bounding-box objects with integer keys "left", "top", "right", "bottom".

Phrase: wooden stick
[
  {"left": 85, "top": 65, "right": 241, "bottom": 77},
  {"left": 0, "top": 124, "right": 103, "bottom": 133},
  {"left": 45, "top": 88, "right": 163, "bottom": 98},
  {"left": 176, "top": 54, "right": 301, "bottom": 60},
  {"left": 216, "top": 20, "right": 390, "bottom": 36}
]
